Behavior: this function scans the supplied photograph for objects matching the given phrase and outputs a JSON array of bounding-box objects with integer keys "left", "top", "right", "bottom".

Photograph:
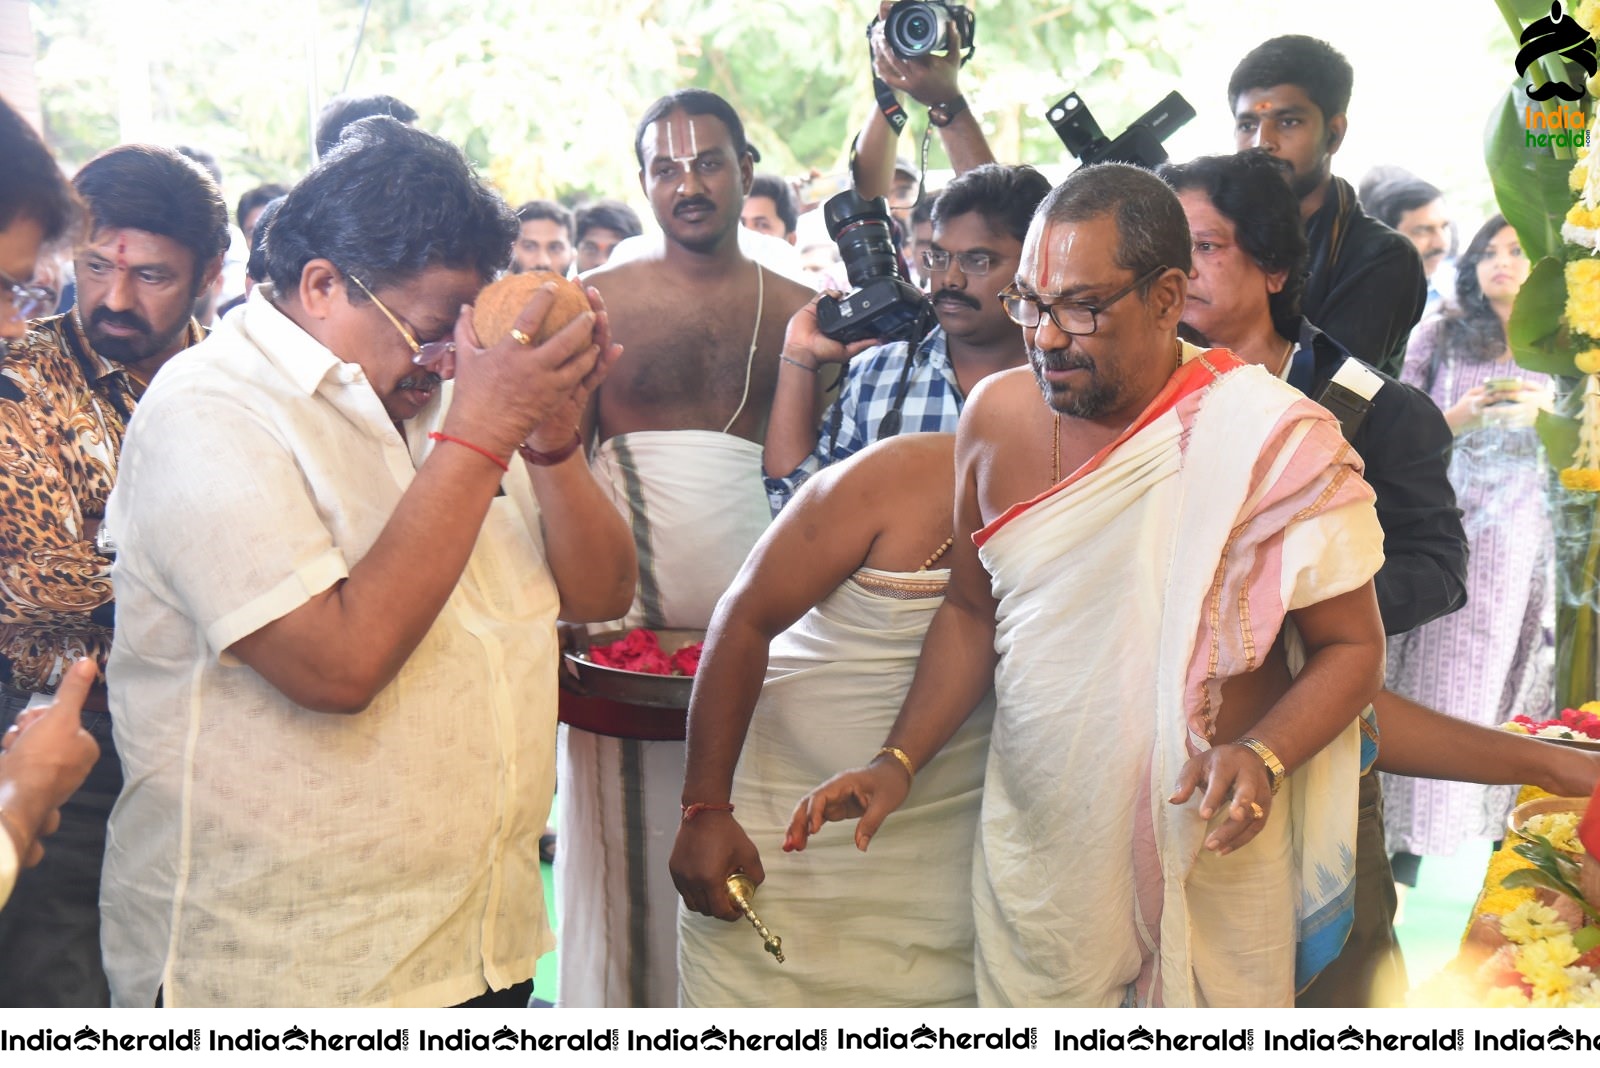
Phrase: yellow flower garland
[
  {"left": 1568, "top": 260, "right": 1600, "bottom": 337},
  {"left": 1561, "top": 466, "right": 1600, "bottom": 491},
  {"left": 1570, "top": 202, "right": 1600, "bottom": 232},
  {"left": 1580, "top": 0, "right": 1600, "bottom": 33}
]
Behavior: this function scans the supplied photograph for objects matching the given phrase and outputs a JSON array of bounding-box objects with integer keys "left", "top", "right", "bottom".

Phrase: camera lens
[
  {"left": 822, "top": 191, "right": 904, "bottom": 291},
  {"left": 885, "top": 1, "right": 944, "bottom": 57}
]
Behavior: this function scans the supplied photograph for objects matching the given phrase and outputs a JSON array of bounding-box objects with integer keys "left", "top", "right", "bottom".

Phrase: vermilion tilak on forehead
[
  {"left": 116, "top": 237, "right": 126, "bottom": 269},
  {"left": 1028, "top": 225, "right": 1083, "bottom": 294}
]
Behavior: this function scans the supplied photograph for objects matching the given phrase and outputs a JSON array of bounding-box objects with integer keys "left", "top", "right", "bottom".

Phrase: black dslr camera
[
  {"left": 1047, "top": 90, "right": 1195, "bottom": 170},
  {"left": 883, "top": 0, "right": 975, "bottom": 59},
  {"left": 816, "top": 191, "right": 931, "bottom": 345}
]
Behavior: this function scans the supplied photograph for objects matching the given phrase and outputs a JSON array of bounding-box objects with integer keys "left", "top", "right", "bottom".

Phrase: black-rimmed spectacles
[{"left": 999, "top": 265, "right": 1168, "bottom": 336}]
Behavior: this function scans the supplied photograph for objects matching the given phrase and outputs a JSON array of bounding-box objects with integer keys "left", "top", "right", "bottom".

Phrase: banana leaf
[
  {"left": 1511, "top": 256, "right": 1577, "bottom": 373},
  {"left": 1537, "top": 408, "right": 1582, "bottom": 468},
  {"left": 1486, "top": 83, "right": 1579, "bottom": 264}
]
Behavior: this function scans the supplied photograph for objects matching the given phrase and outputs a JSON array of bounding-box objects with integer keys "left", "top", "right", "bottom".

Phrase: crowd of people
[{"left": 0, "top": 15, "right": 1593, "bottom": 1011}]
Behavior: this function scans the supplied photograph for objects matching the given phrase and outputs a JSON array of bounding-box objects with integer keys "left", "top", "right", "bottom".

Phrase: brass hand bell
[{"left": 725, "top": 873, "right": 785, "bottom": 964}]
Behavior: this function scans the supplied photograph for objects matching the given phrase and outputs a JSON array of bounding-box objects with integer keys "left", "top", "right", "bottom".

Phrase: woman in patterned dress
[{"left": 1382, "top": 215, "right": 1556, "bottom": 886}]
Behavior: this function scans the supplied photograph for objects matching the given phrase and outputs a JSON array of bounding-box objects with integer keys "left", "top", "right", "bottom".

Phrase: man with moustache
[
  {"left": 562, "top": 89, "right": 813, "bottom": 1008},
  {"left": 0, "top": 143, "right": 227, "bottom": 1006},
  {"left": 788, "top": 165, "right": 1387, "bottom": 1006},
  {"left": 1229, "top": 35, "right": 1425, "bottom": 378},
  {"left": 764, "top": 164, "right": 1050, "bottom": 513}
]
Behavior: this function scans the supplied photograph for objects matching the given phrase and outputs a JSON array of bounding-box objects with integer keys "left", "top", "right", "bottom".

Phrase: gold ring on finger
[
  {"left": 509, "top": 327, "right": 533, "bottom": 346},
  {"left": 1249, "top": 802, "right": 1264, "bottom": 821}
]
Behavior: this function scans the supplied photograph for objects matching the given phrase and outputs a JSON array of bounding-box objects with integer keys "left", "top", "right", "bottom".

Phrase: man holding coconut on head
[{"left": 99, "top": 117, "right": 635, "bottom": 1008}]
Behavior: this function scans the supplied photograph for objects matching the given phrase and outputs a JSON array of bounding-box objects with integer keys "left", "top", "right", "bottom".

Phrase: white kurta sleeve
[{"left": 109, "top": 385, "right": 351, "bottom": 659}]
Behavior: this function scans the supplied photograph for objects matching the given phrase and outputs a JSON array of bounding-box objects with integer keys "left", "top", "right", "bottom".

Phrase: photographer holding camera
[
  {"left": 851, "top": 2, "right": 994, "bottom": 214},
  {"left": 763, "top": 164, "right": 1049, "bottom": 513}
]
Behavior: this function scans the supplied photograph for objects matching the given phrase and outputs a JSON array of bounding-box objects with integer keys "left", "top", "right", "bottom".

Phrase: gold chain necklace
[
  {"left": 1051, "top": 412, "right": 1061, "bottom": 484},
  {"left": 1269, "top": 337, "right": 1294, "bottom": 378},
  {"left": 1049, "top": 336, "right": 1182, "bottom": 486}
]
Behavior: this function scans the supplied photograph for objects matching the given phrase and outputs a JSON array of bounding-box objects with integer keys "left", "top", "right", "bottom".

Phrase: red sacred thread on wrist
[
  {"left": 681, "top": 802, "right": 735, "bottom": 824},
  {"left": 427, "top": 431, "right": 510, "bottom": 473}
]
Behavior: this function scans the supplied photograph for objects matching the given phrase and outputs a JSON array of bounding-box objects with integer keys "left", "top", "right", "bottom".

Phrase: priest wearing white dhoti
[
  {"left": 671, "top": 433, "right": 990, "bottom": 1007},
  {"left": 789, "top": 164, "right": 1387, "bottom": 1008},
  {"left": 558, "top": 89, "right": 814, "bottom": 1007}
]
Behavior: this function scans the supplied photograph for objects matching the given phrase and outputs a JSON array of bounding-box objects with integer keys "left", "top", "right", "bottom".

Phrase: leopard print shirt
[{"left": 0, "top": 314, "right": 183, "bottom": 692}]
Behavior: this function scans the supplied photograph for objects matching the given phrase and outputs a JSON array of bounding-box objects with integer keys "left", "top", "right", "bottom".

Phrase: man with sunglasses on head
[
  {"left": 98, "top": 118, "right": 635, "bottom": 1008},
  {"left": 764, "top": 163, "right": 1049, "bottom": 513},
  {"left": 0, "top": 139, "right": 226, "bottom": 1007}
]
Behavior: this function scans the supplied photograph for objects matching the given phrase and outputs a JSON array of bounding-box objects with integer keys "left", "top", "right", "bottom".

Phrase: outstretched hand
[
  {"left": 0, "top": 659, "right": 100, "bottom": 868},
  {"left": 1169, "top": 742, "right": 1273, "bottom": 856},
  {"left": 784, "top": 758, "right": 911, "bottom": 853}
]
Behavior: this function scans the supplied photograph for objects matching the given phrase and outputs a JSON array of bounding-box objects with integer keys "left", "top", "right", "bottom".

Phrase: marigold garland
[
  {"left": 1568, "top": 260, "right": 1600, "bottom": 337},
  {"left": 1579, "top": 0, "right": 1600, "bottom": 34}
]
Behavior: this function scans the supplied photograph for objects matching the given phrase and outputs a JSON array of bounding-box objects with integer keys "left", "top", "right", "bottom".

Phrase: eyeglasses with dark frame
[
  {"left": 998, "top": 265, "right": 1169, "bottom": 336},
  {"left": 921, "top": 249, "right": 995, "bottom": 276},
  {"left": 1, "top": 268, "right": 55, "bottom": 325},
  {"left": 345, "top": 273, "right": 456, "bottom": 364}
]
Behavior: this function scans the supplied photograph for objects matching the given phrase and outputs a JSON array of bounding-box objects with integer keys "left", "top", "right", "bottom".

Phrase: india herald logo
[{"left": 1518, "top": 1, "right": 1597, "bottom": 101}]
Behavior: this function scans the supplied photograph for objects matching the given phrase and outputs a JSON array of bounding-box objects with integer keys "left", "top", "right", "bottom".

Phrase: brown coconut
[{"left": 474, "top": 270, "right": 590, "bottom": 346}]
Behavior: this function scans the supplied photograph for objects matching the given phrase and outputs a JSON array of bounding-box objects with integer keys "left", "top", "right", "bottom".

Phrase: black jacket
[
  {"left": 1301, "top": 177, "right": 1428, "bottom": 379},
  {"left": 1287, "top": 319, "right": 1467, "bottom": 635}
]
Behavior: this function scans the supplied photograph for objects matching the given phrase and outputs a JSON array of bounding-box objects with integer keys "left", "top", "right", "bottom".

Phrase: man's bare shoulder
[
  {"left": 583, "top": 256, "right": 658, "bottom": 295},
  {"left": 962, "top": 366, "right": 1039, "bottom": 428},
  {"left": 833, "top": 430, "right": 955, "bottom": 488},
  {"left": 763, "top": 270, "right": 815, "bottom": 316},
  {"left": 797, "top": 432, "right": 956, "bottom": 532}
]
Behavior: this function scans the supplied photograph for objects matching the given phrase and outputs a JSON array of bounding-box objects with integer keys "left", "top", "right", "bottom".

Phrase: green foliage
[
  {"left": 1505, "top": 833, "right": 1600, "bottom": 923},
  {"left": 1485, "top": 83, "right": 1574, "bottom": 264},
  {"left": 33, "top": 0, "right": 1186, "bottom": 206},
  {"left": 1537, "top": 408, "right": 1582, "bottom": 468},
  {"left": 1510, "top": 255, "right": 1576, "bottom": 373}
]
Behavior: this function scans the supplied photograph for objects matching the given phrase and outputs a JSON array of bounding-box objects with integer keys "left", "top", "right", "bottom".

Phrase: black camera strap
[{"left": 877, "top": 305, "right": 938, "bottom": 439}]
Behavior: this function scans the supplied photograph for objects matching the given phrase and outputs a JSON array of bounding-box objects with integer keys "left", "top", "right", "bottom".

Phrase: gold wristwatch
[{"left": 1237, "top": 737, "right": 1285, "bottom": 795}]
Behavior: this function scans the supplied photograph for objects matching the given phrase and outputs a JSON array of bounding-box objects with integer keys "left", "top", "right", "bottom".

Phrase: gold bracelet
[
  {"left": 1237, "top": 737, "right": 1286, "bottom": 795},
  {"left": 875, "top": 745, "right": 915, "bottom": 782},
  {"left": 0, "top": 805, "right": 29, "bottom": 856}
]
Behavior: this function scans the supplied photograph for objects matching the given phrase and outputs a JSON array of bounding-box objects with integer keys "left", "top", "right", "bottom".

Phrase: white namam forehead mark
[
  {"left": 1017, "top": 215, "right": 1082, "bottom": 295},
  {"left": 648, "top": 112, "right": 721, "bottom": 168}
]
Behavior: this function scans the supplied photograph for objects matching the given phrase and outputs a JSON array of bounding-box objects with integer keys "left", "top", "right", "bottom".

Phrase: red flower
[
  {"left": 589, "top": 628, "right": 673, "bottom": 675},
  {"left": 669, "top": 643, "right": 703, "bottom": 677}
]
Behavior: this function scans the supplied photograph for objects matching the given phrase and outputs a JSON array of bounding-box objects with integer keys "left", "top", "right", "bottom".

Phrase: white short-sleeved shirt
[{"left": 102, "top": 289, "right": 561, "bottom": 1008}]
